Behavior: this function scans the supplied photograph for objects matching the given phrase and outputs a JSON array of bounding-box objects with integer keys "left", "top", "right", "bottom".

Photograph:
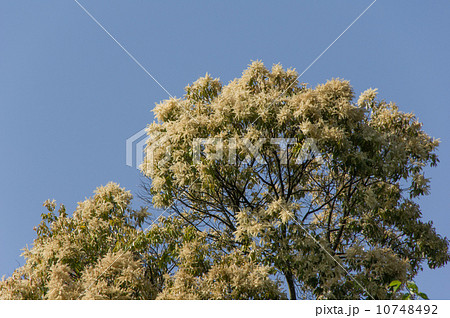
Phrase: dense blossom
[
  {"left": 1, "top": 183, "right": 281, "bottom": 300},
  {"left": 141, "top": 61, "right": 449, "bottom": 299},
  {"left": 2, "top": 62, "right": 448, "bottom": 300}
]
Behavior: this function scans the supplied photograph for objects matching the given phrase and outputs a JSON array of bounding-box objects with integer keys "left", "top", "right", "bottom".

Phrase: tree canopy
[
  {"left": 141, "top": 61, "right": 449, "bottom": 299},
  {"left": 0, "top": 183, "right": 283, "bottom": 299},
  {"left": 1, "top": 62, "right": 448, "bottom": 300}
]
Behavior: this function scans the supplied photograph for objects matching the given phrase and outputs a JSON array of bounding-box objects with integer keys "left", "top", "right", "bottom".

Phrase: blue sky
[{"left": 1, "top": 1, "right": 449, "bottom": 298}]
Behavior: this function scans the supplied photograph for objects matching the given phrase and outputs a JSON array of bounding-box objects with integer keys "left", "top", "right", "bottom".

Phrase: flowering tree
[
  {"left": 0, "top": 183, "right": 282, "bottom": 299},
  {"left": 141, "top": 61, "right": 449, "bottom": 299},
  {"left": 2, "top": 62, "right": 448, "bottom": 300}
]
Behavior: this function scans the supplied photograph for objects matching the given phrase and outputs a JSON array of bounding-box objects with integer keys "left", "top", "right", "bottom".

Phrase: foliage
[
  {"left": 141, "top": 61, "right": 449, "bottom": 299},
  {"left": 389, "top": 280, "right": 429, "bottom": 300},
  {"left": 0, "top": 183, "right": 282, "bottom": 300},
  {"left": 158, "top": 234, "right": 285, "bottom": 300},
  {"left": 2, "top": 62, "right": 449, "bottom": 300},
  {"left": 0, "top": 183, "right": 154, "bottom": 299}
]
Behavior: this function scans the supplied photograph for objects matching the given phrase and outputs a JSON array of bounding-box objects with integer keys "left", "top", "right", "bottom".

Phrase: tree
[
  {"left": 140, "top": 61, "right": 449, "bottom": 299},
  {"left": 0, "top": 183, "right": 283, "bottom": 300},
  {"left": 0, "top": 183, "right": 156, "bottom": 299},
  {"left": 2, "top": 62, "right": 449, "bottom": 300}
]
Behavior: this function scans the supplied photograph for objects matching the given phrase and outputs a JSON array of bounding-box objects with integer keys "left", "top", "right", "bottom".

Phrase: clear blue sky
[{"left": 1, "top": 1, "right": 449, "bottom": 299}]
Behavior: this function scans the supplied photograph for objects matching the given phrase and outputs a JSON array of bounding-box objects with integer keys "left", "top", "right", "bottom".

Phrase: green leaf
[
  {"left": 418, "top": 292, "right": 429, "bottom": 300},
  {"left": 407, "top": 281, "right": 419, "bottom": 294},
  {"left": 389, "top": 280, "right": 402, "bottom": 293}
]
